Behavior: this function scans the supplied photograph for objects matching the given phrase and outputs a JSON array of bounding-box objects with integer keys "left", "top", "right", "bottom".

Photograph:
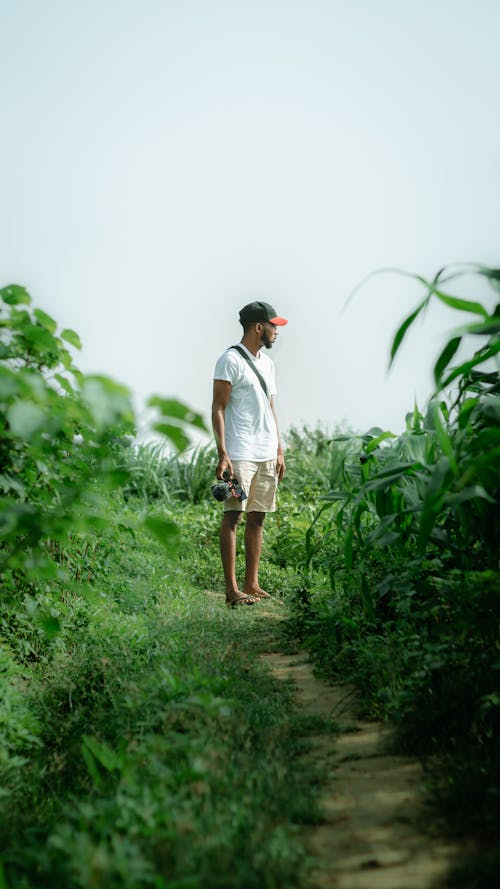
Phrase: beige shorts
[{"left": 223, "top": 459, "right": 278, "bottom": 513}]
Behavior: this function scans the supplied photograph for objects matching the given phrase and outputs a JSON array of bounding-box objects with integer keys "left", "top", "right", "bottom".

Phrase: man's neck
[{"left": 241, "top": 335, "right": 260, "bottom": 357}]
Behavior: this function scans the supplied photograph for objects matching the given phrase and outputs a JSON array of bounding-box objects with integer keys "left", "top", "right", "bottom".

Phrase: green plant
[
  {"left": 0, "top": 285, "right": 207, "bottom": 598},
  {"left": 287, "top": 264, "right": 500, "bottom": 878},
  {"left": 0, "top": 513, "right": 315, "bottom": 889}
]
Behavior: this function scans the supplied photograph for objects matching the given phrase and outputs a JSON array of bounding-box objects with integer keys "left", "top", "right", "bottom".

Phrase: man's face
[{"left": 258, "top": 321, "right": 278, "bottom": 349}]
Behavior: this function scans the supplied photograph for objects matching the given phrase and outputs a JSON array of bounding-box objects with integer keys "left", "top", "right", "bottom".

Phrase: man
[{"left": 212, "top": 301, "right": 288, "bottom": 606}]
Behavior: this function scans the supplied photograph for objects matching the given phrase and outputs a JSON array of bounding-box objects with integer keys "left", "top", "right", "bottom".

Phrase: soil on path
[{"left": 260, "top": 650, "right": 460, "bottom": 889}]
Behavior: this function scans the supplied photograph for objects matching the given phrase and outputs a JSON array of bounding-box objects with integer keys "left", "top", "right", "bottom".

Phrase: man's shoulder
[
  {"left": 214, "top": 347, "right": 241, "bottom": 380},
  {"left": 215, "top": 346, "right": 239, "bottom": 366}
]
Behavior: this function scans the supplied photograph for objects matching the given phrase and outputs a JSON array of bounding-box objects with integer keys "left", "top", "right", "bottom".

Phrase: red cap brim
[{"left": 269, "top": 316, "right": 288, "bottom": 326}]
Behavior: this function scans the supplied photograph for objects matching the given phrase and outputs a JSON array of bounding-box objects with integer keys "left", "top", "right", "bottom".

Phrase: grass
[
  {"left": 3, "top": 271, "right": 498, "bottom": 888},
  {"left": 0, "top": 502, "right": 318, "bottom": 889}
]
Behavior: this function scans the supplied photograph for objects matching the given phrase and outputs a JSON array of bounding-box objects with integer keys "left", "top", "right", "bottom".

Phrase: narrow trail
[{"left": 260, "top": 646, "right": 460, "bottom": 889}]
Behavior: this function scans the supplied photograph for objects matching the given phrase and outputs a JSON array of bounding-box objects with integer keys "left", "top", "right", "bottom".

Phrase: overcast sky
[{"left": 2, "top": 0, "right": 499, "bottom": 442}]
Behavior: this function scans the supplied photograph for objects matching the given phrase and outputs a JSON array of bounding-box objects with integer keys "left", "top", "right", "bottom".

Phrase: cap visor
[{"left": 269, "top": 316, "right": 288, "bottom": 326}]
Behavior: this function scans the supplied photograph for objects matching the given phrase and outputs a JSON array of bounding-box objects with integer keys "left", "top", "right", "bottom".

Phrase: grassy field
[
  {"left": 1, "top": 505, "right": 323, "bottom": 889},
  {"left": 1, "top": 269, "right": 499, "bottom": 887}
]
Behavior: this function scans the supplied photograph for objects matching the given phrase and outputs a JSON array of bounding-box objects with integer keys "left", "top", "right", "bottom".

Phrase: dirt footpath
[{"left": 261, "top": 652, "right": 459, "bottom": 889}]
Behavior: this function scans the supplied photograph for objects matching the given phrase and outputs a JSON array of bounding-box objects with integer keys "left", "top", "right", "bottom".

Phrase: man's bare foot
[
  {"left": 225, "top": 591, "right": 257, "bottom": 606},
  {"left": 243, "top": 587, "right": 271, "bottom": 599}
]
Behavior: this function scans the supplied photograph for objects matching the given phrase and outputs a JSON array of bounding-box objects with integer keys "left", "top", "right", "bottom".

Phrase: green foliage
[
  {"left": 121, "top": 441, "right": 216, "bottom": 505},
  {"left": 3, "top": 271, "right": 499, "bottom": 887},
  {"left": 0, "top": 284, "right": 207, "bottom": 597},
  {"left": 0, "top": 511, "right": 313, "bottom": 889},
  {"left": 0, "top": 647, "right": 42, "bottom": 800},
  {"left": 288, "top": 264, "right": 500, "bottom": 878},
  {"left": 0, "top": 284, "right": 313, "bottom": 889},
  {"left": 147, "top": 395, "right": 207, "bottom": 453}
]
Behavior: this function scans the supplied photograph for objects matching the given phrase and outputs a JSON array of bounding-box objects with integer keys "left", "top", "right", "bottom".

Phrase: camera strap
[{"left": 231, "top": 345, "right": 269, "bottom": 400}]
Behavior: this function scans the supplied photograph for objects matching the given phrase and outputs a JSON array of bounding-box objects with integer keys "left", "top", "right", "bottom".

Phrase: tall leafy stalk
[{"left": 292, "top": 264, "right": 500, "bottom": 880}]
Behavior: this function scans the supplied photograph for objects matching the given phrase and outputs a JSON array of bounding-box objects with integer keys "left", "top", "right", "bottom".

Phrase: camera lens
[{"left": 211, "top": 482, "right": 231, "bottom": 501}]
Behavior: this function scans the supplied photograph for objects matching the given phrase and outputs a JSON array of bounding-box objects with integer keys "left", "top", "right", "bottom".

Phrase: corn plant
[
  {"left": 307, "top": 264, "right": 500, "bottom": 609},
  {"left": 292, "top": 264, "right": 500, "bottom": 871}
]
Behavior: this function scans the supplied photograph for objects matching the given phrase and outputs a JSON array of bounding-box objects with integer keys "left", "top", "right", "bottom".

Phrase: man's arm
[
  {"left": 212, "top": 379, "right": 233, "bottom": 479},
  {"left": 270, "top": 396, "right": 286, "bottom": 482}
]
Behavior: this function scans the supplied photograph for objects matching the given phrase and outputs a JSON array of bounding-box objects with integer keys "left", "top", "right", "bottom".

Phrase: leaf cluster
[
  {"left": 0, "top": 285, "right": 208, "bottom": 600},
  {"left": 287, "top": 263, "right": 500, "bottom": 871}
]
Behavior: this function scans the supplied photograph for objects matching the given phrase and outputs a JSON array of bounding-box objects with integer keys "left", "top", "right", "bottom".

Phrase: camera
[{"left": 211, "top": 470, "right": 247, "bottom": 502}]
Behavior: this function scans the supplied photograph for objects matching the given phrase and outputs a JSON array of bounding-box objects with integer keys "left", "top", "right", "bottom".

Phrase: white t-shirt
[{"left": 213, "top": 344, "right": 279, "bottom": 460}]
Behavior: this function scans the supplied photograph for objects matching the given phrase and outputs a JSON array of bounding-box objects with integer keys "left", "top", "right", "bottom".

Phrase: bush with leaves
[
  {"left": 0, "top": 284, "right": 208, "bottom": 602},
  {"left": 288, "top": 264, "right": 500, "bottom": 871},
  {"left": 0, "top": 283, "right": 208, "bottom": 810}
]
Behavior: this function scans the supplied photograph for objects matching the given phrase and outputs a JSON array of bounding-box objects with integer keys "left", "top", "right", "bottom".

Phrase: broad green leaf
[
  {"left": 364, "top": 427, "right": 386, "bottom": 438},
  {"left": 387, "top": 266, "right": 453, "bottom": 366},
  {"left": 148, "top": 395, "right": 207, "bottom": 431},
  {"left": 34, "top": 308, "right": 57, "bottom": 334},
  {"left": 433, "top": 290, "right": 488, "bottom": 318},
  {"left": 433, "top": 337, "right": 462, "bottom": 386},
  {"left": 153, "top": 422, "right": 190, "bottom": 452},
  {"left": 365, "top": 430, "right": 397, "bottom": 454},
  {"left": 444, "top": 485, "right": 495, "bottom": 507},
  {"left": 440, "top": 339, "right": 500, "bottom": 389},
  {"left": 363, "top": 461, "right": 422, "bottom": 487},
  {"left": 81, "top": 376, "right": 134, "bottom": 430},
  {"left": 7, "top": 401, "right": 46, "bottom": 438},
  {"left": 54, "top": 373, "right": 75, "bottom": 396},
  {"left": 61, "top": 328, "right": 82, "bottom": 349},
  {"left": 389, "top": 302, "right": 426, "bottom": 367},
  {"left": 21, "top": 323, "right": 59, "bottom": 353},
  {"left": 0, "top": 284, "right": 31, "bottom": 305},
  {"left": 143, "top": 515, "right": 181, "bottom": 556}
]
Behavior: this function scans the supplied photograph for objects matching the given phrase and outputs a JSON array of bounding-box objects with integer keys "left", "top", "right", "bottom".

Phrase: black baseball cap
[{"left": 239, "top": 301, "right": 288, "bottom": 326}]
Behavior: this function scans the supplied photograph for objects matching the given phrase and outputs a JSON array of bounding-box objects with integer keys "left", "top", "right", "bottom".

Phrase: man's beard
[{"left": 261, "top": 331, "right": 274, "bottom": 349}]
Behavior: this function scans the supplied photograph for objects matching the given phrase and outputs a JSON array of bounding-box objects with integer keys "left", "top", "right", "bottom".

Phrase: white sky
[{"left": 2, "top": 0, "right": 499, "bottom": 441}]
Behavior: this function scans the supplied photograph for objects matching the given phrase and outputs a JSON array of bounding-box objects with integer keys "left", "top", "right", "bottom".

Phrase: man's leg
[
  {"left": 243, "top": 511, "right": 270, "bottom": 598},
  {"left": 220, "top": 510, "right": 251, "bottom": 604}
]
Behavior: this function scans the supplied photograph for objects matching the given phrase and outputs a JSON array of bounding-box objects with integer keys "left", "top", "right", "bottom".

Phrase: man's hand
[
  {"left": 276, "top": 449, "right": 286, "bottom": 483},
  {"left": 216, "top": 453, "right": 233, "bottom": 480}
]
